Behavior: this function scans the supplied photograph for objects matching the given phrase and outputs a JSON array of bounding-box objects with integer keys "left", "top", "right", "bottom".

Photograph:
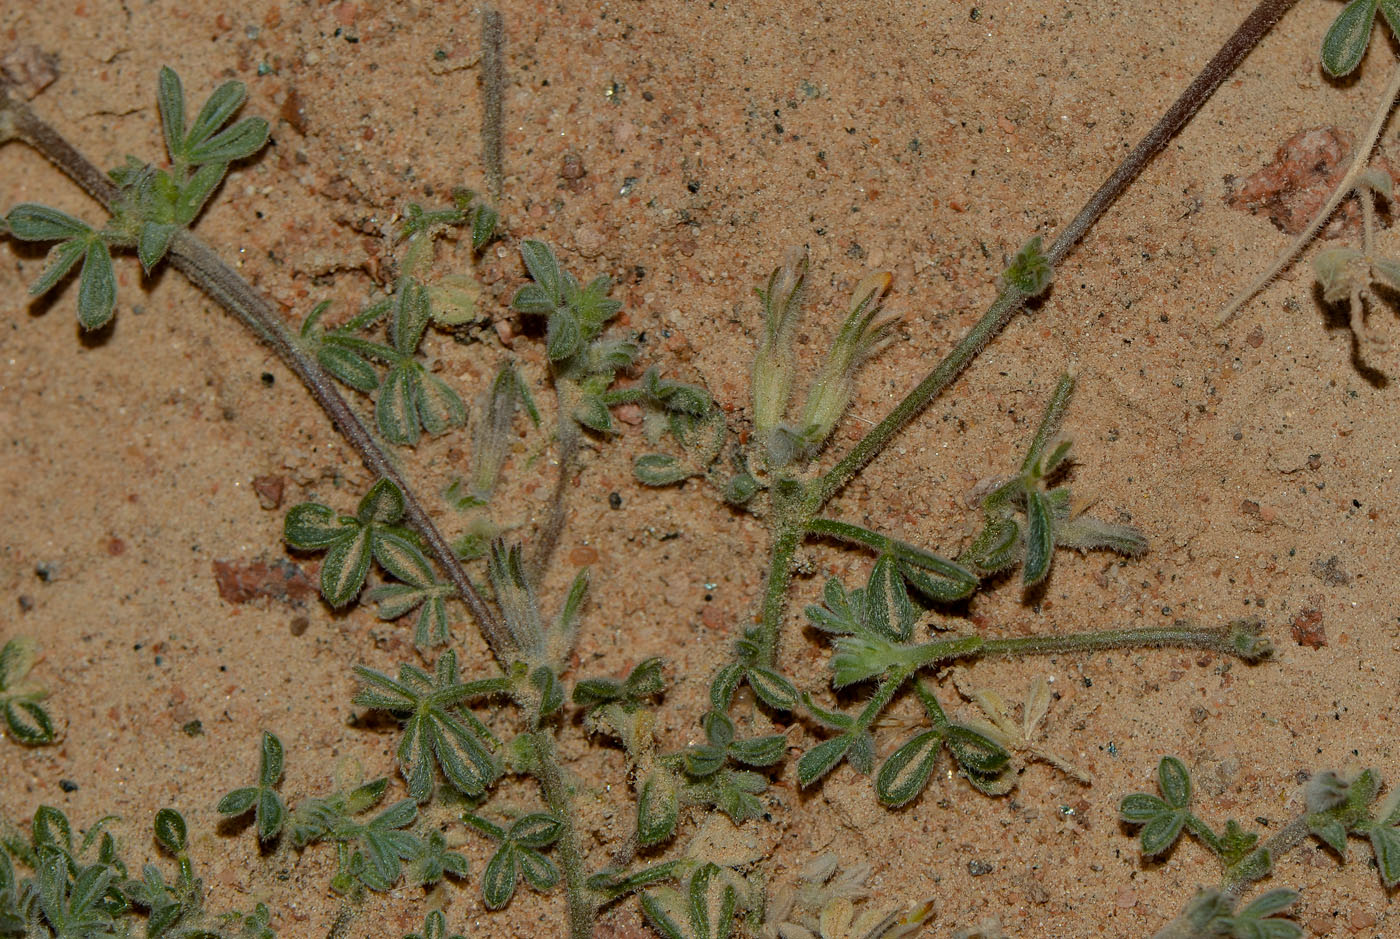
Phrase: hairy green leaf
[
  {"left": 876, "top": 730, "right": 943, "bottom": 807},
  {"left": 1322, "top": 0, "right": 1378, "bottom": 77}
]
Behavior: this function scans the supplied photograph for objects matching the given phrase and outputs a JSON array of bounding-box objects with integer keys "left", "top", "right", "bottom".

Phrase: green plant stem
[
  {"left": 480, "top": 6, "right": 506, "bottom": 206},
  {"left": 849, "top": 665, "right": 915, "bottom": 737},
  {"left": 818, "top": 0, "right": 1297, "bottom": 506},
  {"left": 741, "top": 0, "right": 1298, "bottom": 676},
  {"left": 0, "top": 85, "right": 514, "bottom": 662},
  {"left": 529, "top": 730, "right": 595, "bottom": 939},
  {"left": 756, "top": 520, "right": 805, "bottom": 667},
  {"left": 973, "top": 622, "right": 1257, "bottom": 660},
  {"left": 895, "top": 622, "right": 1261, "bottom": 674},
  {"left": 1220, "top": 814, "right": 1314, "bottom": 904},
  {"left": 1183, "top": 814, "right": 1228, "bottom": 858}
]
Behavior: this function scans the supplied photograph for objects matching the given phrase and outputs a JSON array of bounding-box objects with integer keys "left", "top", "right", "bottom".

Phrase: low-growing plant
[
  {"left": 0, "top": 805, "right": 272, "bottom": 938},
  {"left": 0, "top": 638, "right": 56, "bottom": 746},
  {"left": 9, "top": 0, "right": 1400, "bottom": 936}
]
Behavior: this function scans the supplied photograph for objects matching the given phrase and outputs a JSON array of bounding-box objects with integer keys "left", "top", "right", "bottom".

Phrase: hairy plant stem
[
  {"left": 822, "top": 0, "right": 1297, "bottom": 504},
  {"left": 971, "top": 622, "right": 1261, "bottom": 660},
  {"left": 850, "top": 665, "right": 916, "bottom": 738},
  {"left": 1220, "top": 813, "right": 1315, "bottom": 903},
  {"left": 480, "top": 6, "right": 506, "bottom": 206},
  {"left": 529, "top": 730, "right": 595, "bottom": 939},
  {"left": 0, "top": 84, "right": 514, "bottom": 662},
  {"left": 1219, "top": 55, "right": 1400, "bottom": 325},
  {"left": 749, "top": 0, "right": 1297, "bottom": 671},
  {"left": 898, "top": 621, "right": 1258, "bottom": 673}
]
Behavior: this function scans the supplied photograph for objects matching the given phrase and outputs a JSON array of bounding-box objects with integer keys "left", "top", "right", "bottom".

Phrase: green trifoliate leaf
[
  {"left": 744, "top": 666, "right": 797, "bottom": 711},
  {"left": 1309, "top": 816, "right": 1349, "bottom": 857},
  {"left": 546, "top": 308, "right": 582, "bottom": 360},
  {"left": 518, "top": 847, "right": 560, "bottom": 891},
  {"left": 153, "top": 808, "right": 187, "bottom": 855},
  {"left": 508, "top": 813, "right": 564, "bottom": 849},
  {"left": 1158, "top": 755, "right": 1192, "bottom": 808},
  {"left": 258, "top": 730, "right": 285, "bottom": 787},
  {"left": 797, "top": 734, "right": 852, "bottom": 787},
  {"left": 728, "top": 734, "right": 785, "bottom": 767},
  {"left": 3, "top": 699, "right": 55, "bottom": 744},
  {"left": 184, "top": 80, "right": 247, "bottom": 153},
  {"left": 284, "top": 502, "right": 351, "bottom": 548},
  {"left": 187, "top": 117, "right": 269, "bottom": 165},
  {"left": 573, "top": 391, "right": 614, "bottom": 432},
  {"left": 417, "top": 371, "right": 467, "bottom": 436},
  {"left": 26, "top": 238, "right": 87, "bottom": 300},
  {"left": 175, "top": 160, "right": 229, "bottom": 225},
  {"left": 391, "top": 278, "right": 432, "bottom": 355},
  {"left": 318, "top": 343, "right": 380, "bottom": 392},
  {"left": 471, "top": 204, "right": 498, "bottom": 250},
  {"left": 944, "top": 724, "right": 1009, "bottom": 777},
  {"left": 510, "top": 282, "right": 554, "bottom": 314},
  {"left": 358, "top": 478, "right": 407, "bottom": 526},
  {"left": 962, "top": 513, "right": 1021, "bottom": 574},
  {"left": 377, "top": 364, "right": 421, "bottom": 445},
  {"left": 484, "top": 845, "right": 523, "bottom": 912},
  {"left": 683, "top": 744, "right": 727, "bottom": 778},
  {"left": 320, "top": 526, "right": 372, "bottom": 607}
]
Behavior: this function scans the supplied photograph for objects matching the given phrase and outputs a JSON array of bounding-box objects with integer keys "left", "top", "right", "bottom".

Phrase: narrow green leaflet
[
  {"left": 1321, "top": 0, "right": 1379, "bottom": 77},
  {"left": 875, "top": 730, "right": 943, "bottom": 807}
]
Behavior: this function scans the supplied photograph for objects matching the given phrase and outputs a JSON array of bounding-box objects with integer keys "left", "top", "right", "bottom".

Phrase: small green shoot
[
  {"left": 0, "top": 805, "right": 275, "bottom": 938},
  {"left": 4, "top": 67, "right": 268, "bottom": 328},
  {"left": 216, "top": 731, "right": 288, "bottom": 844},
  {"left": 639, "top": 862, "right": 742, "bottom": 939},
  {"left": 463, "top": 811, "right": 564, "bottom": 909},
  {"left": 351, "top": 650, "right": 503, "bottom": 801},
  {"left": 959, "top": 373, "right": 1146, "bottom": 586},
  {"left": 0, "top": 637, "right": 56, "bottom": 744}
]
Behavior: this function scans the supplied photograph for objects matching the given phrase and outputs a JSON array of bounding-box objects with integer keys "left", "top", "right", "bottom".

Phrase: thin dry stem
[{"left": 1218, "top": 56, "right": 1400, "bottom": 326}]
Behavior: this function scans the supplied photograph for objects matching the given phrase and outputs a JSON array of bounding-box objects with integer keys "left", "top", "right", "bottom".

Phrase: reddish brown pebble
[
  {"left": 1291, "top": 608, "right": 1327, "bottom": 649},
  {"left": 1226, "top": 127, "right": 1398, "bottom": 237},
  {"left": 281, "top": 88, "right": 309, "bottom": 135},
  {"left": 212, "top": 558, "right": 316, "bottom": 605},
  {"left": 569, "top": 545, "right": 599, "bottom": 566},
  {"left": 252, "top": 474, "right": 286, "bottom": 510}
]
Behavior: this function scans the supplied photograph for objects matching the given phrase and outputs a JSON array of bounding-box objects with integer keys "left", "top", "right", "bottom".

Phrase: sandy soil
[{"left": 3, "top": 1, "right": 1400, "bottom": 937}]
